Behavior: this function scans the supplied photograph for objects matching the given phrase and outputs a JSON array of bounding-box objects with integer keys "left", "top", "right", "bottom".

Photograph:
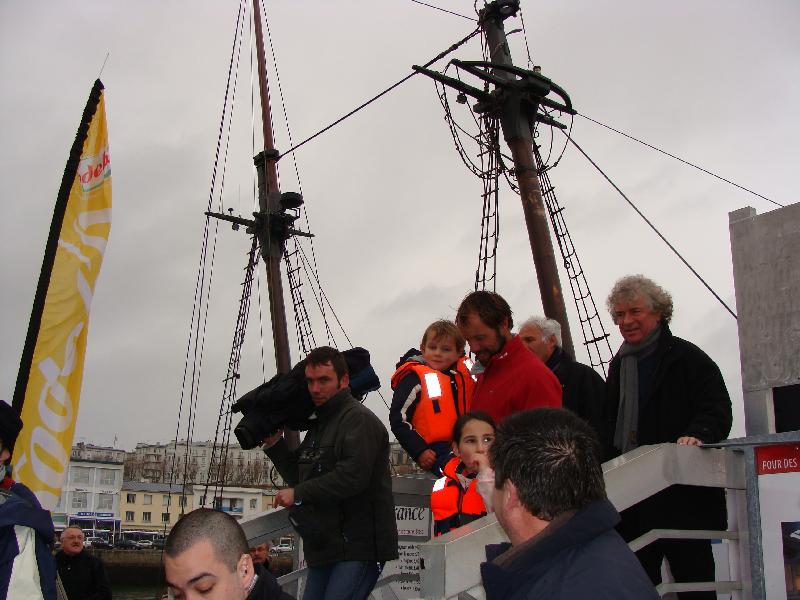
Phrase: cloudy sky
[{"left": 1, "top": 0, "right": 797, "bottom": 451}]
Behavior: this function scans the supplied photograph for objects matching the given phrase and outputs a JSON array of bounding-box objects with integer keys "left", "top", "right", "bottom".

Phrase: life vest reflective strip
[
  {"left": 390, "top": 358, "right": 476, "bottom": 444},
  {"left": 431, "top": 457, "right": 486, "bottom": 536}
]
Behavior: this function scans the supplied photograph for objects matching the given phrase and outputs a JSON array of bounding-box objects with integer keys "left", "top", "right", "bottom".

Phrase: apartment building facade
[
  {"left": 54, "top": 457, "right": 124, "bottom": 538},
  {"left": 120, "top": 481, "right": 195, "bottom": 533},
  {"left": 128, "top": 439, "right": 281, "bottom": 486},
  {"left": 193, "top": 485, "right": 275, "bottom": 521}
]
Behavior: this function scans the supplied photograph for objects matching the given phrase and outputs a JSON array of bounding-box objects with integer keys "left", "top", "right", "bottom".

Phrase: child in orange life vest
[
  {"left": 431, "top": 411, "right": 496, "bottom": 536},
  {"left": 390, "top": 320, "right": 476, "bottom": 474}
]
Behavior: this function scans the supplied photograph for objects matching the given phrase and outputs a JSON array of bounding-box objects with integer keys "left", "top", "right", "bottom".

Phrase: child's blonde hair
[{"left": 420, "top": 320, "right": 466, "bottom": 355}]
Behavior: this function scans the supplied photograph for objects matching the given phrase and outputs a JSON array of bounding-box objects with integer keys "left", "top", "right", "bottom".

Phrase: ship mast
[
  {"left": 251, "top": 0, "right": 304, "bottom": 449},
  {"left": 251, "top": 0, "right": 291, "bottom": 377},
  {"left": 415, "top": 0, "right": 576, "bottom": 355},
  {"left": 208, "top": 0, "right": 303, "bottom": 449},
  {"left": 480, "top": 1, "right": 574, "bottom": 355}
]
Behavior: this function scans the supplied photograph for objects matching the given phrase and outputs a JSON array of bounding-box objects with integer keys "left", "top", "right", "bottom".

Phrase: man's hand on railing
[{"left": 677, "top": 436, "right": 703, "bottom": 446}]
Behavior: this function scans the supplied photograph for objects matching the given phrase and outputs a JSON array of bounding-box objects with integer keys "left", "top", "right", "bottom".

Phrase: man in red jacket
[{"left": 455, "top": 291, "right": 562, "bottom": 422}]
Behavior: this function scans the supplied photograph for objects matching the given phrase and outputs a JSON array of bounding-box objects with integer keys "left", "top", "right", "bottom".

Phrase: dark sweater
[
  {"left": 481, "top": 500, "right": 658, "bottom": 600},
  {"left": 55, "top": 549, "right": 111, "bottom": 600}
]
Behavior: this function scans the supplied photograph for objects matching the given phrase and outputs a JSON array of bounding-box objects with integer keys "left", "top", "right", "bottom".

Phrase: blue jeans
[{"left": 303, "top": 561, "right": 382, "bottom": 600}]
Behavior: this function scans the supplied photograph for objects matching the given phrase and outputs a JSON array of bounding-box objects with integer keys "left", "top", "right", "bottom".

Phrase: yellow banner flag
[{"left": 12, "top": 80, "right": 112, "bottom": 510}]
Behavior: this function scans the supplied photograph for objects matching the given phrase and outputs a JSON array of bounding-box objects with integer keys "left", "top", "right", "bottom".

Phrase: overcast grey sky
[{"left": 1, "top": 0, "right": 797, "bottom": 451}]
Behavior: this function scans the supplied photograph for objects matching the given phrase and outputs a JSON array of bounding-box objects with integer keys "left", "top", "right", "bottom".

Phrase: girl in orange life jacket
[
  {"left": 390, "top": 320, "right": 476, "bottom": 475},
  {"left": 431, "top": 411, "right": 496, "bottom": 537}
]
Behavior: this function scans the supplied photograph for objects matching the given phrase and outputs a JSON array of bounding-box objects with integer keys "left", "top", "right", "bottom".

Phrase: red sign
[{"left": 755, "top": 444, "right": 800, "bottom": 475}]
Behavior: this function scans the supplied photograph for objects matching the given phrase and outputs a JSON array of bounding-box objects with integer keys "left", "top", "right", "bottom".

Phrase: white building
[
  {"left": 193, "top": 485, "right": 274, "bottom": 521},
  {"left": 71, "top": 442, "right": 126, "bottom": 463},
  {"left": 131, "top": 439, "right": 280, "bottom": 486},
  {"left": 54, "top": 457, "right": 124, "bottom": 538}
]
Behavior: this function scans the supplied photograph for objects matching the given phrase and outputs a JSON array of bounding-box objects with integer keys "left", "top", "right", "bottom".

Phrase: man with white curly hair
[{"left": 603, "top": 274, "right": 732, "bottom": 598}]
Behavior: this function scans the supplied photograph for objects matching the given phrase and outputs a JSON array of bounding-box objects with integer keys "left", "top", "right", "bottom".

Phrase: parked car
[
  {"left": 270, "top": 542, "right": 294, "bottom": 554},
  {"left": 153, "top": 538, "right": 166, "bottom": 549},
  {"left": 86, "top": 537, "right": 113, "bottom": 549},
  {"left": 136, "top": 540, "right": 154, "bottom": 549},
  {"left": 115, "top": 539, "right": 139, "bottom": 550}
]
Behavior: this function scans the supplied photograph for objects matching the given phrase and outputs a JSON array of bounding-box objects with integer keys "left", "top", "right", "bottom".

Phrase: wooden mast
[{"left": 251, "top": 0, "right": 299, "bottom": 449}]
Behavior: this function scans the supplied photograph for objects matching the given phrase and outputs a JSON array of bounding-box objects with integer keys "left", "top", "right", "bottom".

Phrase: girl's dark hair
[{"left": 452, "top": 411, "right": 496, "bottom": 444}]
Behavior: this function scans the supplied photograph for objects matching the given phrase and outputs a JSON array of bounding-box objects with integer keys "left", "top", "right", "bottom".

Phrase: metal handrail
[{"left": 418, "top": 443, "right": 747, "bottom": 599}]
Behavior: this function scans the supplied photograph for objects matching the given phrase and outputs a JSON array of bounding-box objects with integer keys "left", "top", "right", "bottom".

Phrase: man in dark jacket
[
  {"left": 518, "top": 316, "right": 605, "bottom": 435},
  {"left": 263, "top": 346, "right": 398, "bottom": 600},
  {"left": 482, "top": 409, "right": 657, "bottom": 600},
  {"left": 604, "top": 275, "right": 732, "bottom": 597},
  {"left": 164, "top": 508, "right": 289, "bottom": 600},
  {"left": 55, "top": 526, "right": 112, "bottom": 600},
  {"left": 1, "top": 399, "right": 57, "bottom": 600}
]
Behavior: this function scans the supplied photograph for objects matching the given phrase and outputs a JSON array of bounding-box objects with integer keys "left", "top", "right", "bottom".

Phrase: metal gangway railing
[
  {"left": 240, "top": 430, "right": 800, "bottom": 600},
  {"left": 418, "top": 430, "right": 800, "bottom": 600}
]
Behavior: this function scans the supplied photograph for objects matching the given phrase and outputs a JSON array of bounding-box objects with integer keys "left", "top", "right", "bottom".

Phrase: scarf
[{"left": 613, "top": 325, "right": 662, "bottom": 453}]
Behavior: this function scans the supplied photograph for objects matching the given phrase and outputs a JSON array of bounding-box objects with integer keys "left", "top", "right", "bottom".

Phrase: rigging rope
[
  {"left": 408, "top": 0, "right": 475, "bottom": 21},
  {"left": 278, "top": 27, "right": 481, "bottom": 158},
  {"left": 261, "top": 1, "right": 330, "bottom": 353},
  {"left": 564, "top": 131, "right": 738, "bottom": 320},
  {"left": 204, "top": 238, "right": 261, "bottom": 505},
  {"left": 432, "top": 37, "right": 505, "bottom": 291},
  {"left": 532, "top": 143, "right": 614, "bottom": 374},
  {"left": 577, "top": 112, "right": 784, "bottom": 209},
  {"left": 168, "top": 0, "right": 248, "bottom": 513}
]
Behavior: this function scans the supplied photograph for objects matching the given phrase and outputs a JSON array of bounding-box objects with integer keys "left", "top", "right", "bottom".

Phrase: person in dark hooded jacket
[
  {"left": 1, "top": 399, "right": 57, "bottom": 600},
  {"left": 481, "top": 409, "right": 657, "bottom": 600}
]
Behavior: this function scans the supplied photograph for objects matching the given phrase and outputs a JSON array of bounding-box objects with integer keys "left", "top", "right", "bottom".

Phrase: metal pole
[
  {"left": 252, "top": 0, "right": 299, "bottom": 449},
  {"left": 480, "top": 2, "right": 575, "bottom": 356}
]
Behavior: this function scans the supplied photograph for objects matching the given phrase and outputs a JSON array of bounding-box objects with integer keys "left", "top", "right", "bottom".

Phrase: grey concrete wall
[{"left": 729, "top": 204, "right": 800, "bottom": 434}]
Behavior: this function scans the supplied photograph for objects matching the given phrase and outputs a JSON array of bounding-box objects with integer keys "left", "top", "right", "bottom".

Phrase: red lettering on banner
[{"left": 755, "top": 444, "right": 800, "bottom": 475}]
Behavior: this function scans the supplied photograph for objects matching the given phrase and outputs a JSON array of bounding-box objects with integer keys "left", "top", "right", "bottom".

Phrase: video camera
[{"left": 231, "top": 347, "right": 380, "bottom": 450}]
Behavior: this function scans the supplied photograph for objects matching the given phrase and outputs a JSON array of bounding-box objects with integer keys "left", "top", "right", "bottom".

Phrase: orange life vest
[
  {"left": 430, "top": 457, "right": 486, "bottom": 536},
  {"left": 390, "top": 357, "right": 475, "bottom": 444}
]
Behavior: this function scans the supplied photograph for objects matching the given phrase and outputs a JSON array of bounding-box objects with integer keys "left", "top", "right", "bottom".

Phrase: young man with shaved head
[{"left": 164, "top": 508, "right": 286, "bottom": 600}]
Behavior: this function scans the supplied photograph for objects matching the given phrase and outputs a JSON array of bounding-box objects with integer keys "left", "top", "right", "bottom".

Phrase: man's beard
[{"left": 476, "top": 328, "right": 507, "bottom": 366}]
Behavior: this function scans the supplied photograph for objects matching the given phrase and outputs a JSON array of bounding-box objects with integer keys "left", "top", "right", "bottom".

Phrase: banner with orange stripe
[{"left": 12, "top": 80, "right": 112, "bottom": 510}]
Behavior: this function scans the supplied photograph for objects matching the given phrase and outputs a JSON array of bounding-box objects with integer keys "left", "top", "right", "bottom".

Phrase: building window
[
  {"left": 162, "top": 495, "right": 170, "bottom": 506},
  {"left": 71, "top": 466, "right": 91, "bottom": 485},
  {"left": 162, "top": 513, "right": 170, "bottom": 523},
  {"left": 213, "top": 497, "right": 222, "bottom": 510},
  {"left": 98, "top": 469, "right": 116, "bottom": 486},
  {"left": 72, "top": 492, "right": 87, "bottom": 509},
  {"left": 97, "top": 494, "right": 113, "bottom": 510},
  {"left": 229, "top": 498, "right": 239, "bottom": 510},
  {"left": 143, "top": 494, "right": 152, "bottom": 505},
  {"left": 250, "top": 499, "right": 257, "bottom": 509},
  {"left": 126, "top": 493, "right": 136, "bottom": 503},
  {"left": 142, "top": 512, "right": 152, "bottom": 523},
  {"left": 125, "top": 511, "right": 135, "bottom": 522}
]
